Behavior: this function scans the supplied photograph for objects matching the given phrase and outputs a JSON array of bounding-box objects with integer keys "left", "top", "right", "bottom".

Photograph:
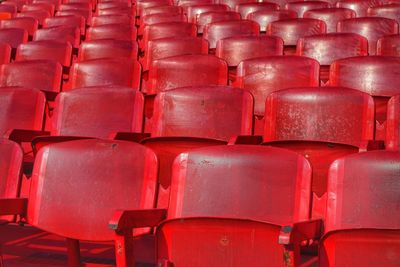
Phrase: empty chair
[
  {"left": 0, "top": 28, "right": 28, "bottom": 49},
  {"left": 247, "top": 10, "right": 297, "bottom": 32},
  {"left": 387, "top": 95, "right": 400, "bottom": 150},
  {"left": 337, "top": 17, "right": 399, "bottom": 54},
  {"left": 96, "top": 7, "right": 135, "bottom": 17},
  {"left": 136, "top": 0, "right": 171, "bottom": 17},
  {"left": 33, "top": 26, "right": 80, "bottom": 49},
  {"left": 90, "top": 14, "right": 133, "bottom": 26},
  {"left": 68, "top": 58, "right": 141, "bottom": 90},
  {"left": 0, "top": 42, "right": 11, "bottom": 64},
  {"left": 139, "top": 13, "right": 187, "bottom": 35},
  {"left": 236, "top": 2, "right": 279, "bottom": 18},
  {"left": 368, "top": 3, "right": 400, "bottom": 25},
  {"left": 336, "top": 0, "right": 383, "bottom": 17},
  {"left": 22, "top": 3, "right": 55, "bottom": 15},
  {"left": 0, "top": 139, "right": 23, "bottom": 200},
  {"left": 285, "top": 1, "right": 330, "bottom": 17},
  {"left": 86, "top": 24, "right": 137, "bottom": 41},
  {"left": 197, "top": 11, "right": 241, "bottom": 34},
  {"left": 110, "top": 145, "right": 312, "bottom": 266},
  {"left": 235, "top": 56, "right": 320, "bottom": 134},
  {"left": 141, "top": 5, "right": 182, "bottom": 17},
  {"left": 56, "top": 9, "right": 91, "bottom": 22},
  {"left": 43, "top": 15, "right": 85, "bottom": 36},
  {"left": 0, "top": 17, "right": 38, "bottom": 37},
  {"left": 186, "top": 4, "right": 229, "bottom": 22},
  {"left": 78, "top": 39, "right": 138, "bottom": 61},
  {"left": 377, "top": 34, "right": 400, "bottom": 55},
  {"left": 203, "top": 20, "right": 260, "bottom": 49},
  {"left": 97, "top": 1, "right": 131, "bottom": 10},
  {"left": 304, "top": 7, "right": 356, "bottom": 32},
  {"left": 330, "top": 56, "right": 400, "bottom": 140},
  {"left": 146, "top": 54, "right": 228, "bottom": 94},
  {"left": 17, "top": 10, "right": 50, "bottom": 25}
]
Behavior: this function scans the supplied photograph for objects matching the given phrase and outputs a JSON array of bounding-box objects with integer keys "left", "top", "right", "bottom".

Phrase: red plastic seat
[
  {"left": 139, "top": 13, "right": 188, "bottom": 35},
  {"left": 0, "top": 17, "right": 38, "bottom": 37},
  {"left": 0, "top": 60, "right": 62, "bottom": 94},
  {"left": 285, "top": 1, "right": 330, "bottom": 17},
  {"left": 97, "top": 1, "right": 131, "bottom": 10},
  {"left": 90, "top": 14, "right": 133, "bottom": 26},
  {"left": 246, "top": 10, "right": 297, "bottom": 32},
  {"left": 368, "top": 3, "right": 400, "bottom": 25},
  {"left": 387, "top": 95, "right": 400, "bottom": 150},
  {"left": 186, "top": 4, "right": 228, "bottom": 22},
  {"left": 17, "top": 10, "right": 51, "bottom": 25},
  {"left": 33, "top": 26, "right": 80, "bottom": 48},
  {"left": 43, "top": 15, "right": 85, "bottom": 36},
  {"left": 136, "top": 0, "right": 172, "bottom": 17},
  {"left": 319, "top": 150, "right": 400, "bottom": 266},
  {"left": 329, "top": 56, "right": 400, "bottom": 140},
  {"left": 33, "top": 0, "right": 61, "bottom": 10},
  {"left": 86, "top": 23, "right": 137, "bottom": 41},
  {"left": 68, "top": 58, "right": 141, "bottom": 90},
  {"left": 236, "top": 2, "right": 279, "bottom": 18},
  {"left": 0, "top": 28, "right": 28, "bottom": 49},
  {"left": 22, "top": 3, "right": 55, "bottom": 15},
  {"left": 2, "top": 0, "right": 28, "bottom": 12},
  {"left": 219, "top": 0, "right": 253, "bottom": 9},
  {"left": 0, "top": 42, "right": 11, "bottom": 64},
  {"left": 203, "top": 20, "right": 260, "bottom": 49},
  {"left": 96, "top": 7, "right": 135, "bottom": 17},
  {"left": 78, "top": 39, "right": 138, "bottom": 61},
  {"left": 197, "top": 11, "right": 241, "bottom": 33},
  {"left": 0, "top": 139, "right": 23, "bottom": 199},
  {"left": 377, "top": 34, "right": 400, "bottom": 55},
  {"left": 336, "top": 0, "right": 384, "bottom": 16},
  {"left": 235, "top": 55, "right": 320, "bottom": 134},
  {"left": 56, "top": 10, "right": 91, "bottom": 23},
  {"left": 0, "top": 4, "right": 17, "bottom": 17},
  {"left": 304, "top": 7, "right": 356, "bottom": 32},
  {"left": 141, "top": 5, "right": 182, "bottom": 17},
  {"left": 337, "top": 17, "right": 399, "bottom": 54},
  {"left": 146, "top": 54, "right": 228, "bottom": 94}
]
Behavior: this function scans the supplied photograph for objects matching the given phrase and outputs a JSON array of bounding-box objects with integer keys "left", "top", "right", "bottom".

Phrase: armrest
[
  {"left": 109, "top": 208, "right": 167, "bottom": 233},
  {"left": 0, "top": 198, "right": 28, "bottom": 216},
  {"left": 111, "top": 132, "right": 151, "bottom": 143},
  {"left": 278, "top": 219, "right": 323, "bottom": 245},
  {"left": 228, "top": 135, "right": 263, "bottom": 145},
  {"left": 4, "top": 129, "right": 50, "bottom": 143}
]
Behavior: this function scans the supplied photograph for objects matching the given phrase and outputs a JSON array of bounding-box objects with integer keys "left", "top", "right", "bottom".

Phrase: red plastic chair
[
  {"left": 186, "top": 4, "right": 229, "bottom": 22},
  {"left": 96, "top": 7, "right": 135, "bottom": 17},
  {"left": 377, "top": 34, "right": 400, "bottom": 56},
  {"left": 17, "top": 10, "right": 50, "bottom": 26},
  {"left": 33, "top": 26, "right": 80, "bottom": 49},
  {"left": 141, "top": 5, "right": 182, "bottom": 17},
  {"left": 33, "top": 0, "right": 60, "bottom": 10},
  {"left": 336, "top": 0, "right": 384, "bottom": 16},
  {"left": 0, "top": 42, "right": 11, "bottom": 64},
  {"left": 78, "top": 39, "right": 138, "bottom": 61},
  {"left": 387, "top": 95, "right": 400, "bottom": 150},
  {"left": 0, "top": 4, "right": 17, "bottom": 17},
  {"left": 146, "top": 54, "right": 228, "bottom": 94},
  {"left": 97, "top": 1, "right": 131, "bottom": 10},
  {"left": 337, "top": 17, "right": 399, "bottom": 55},
  {"left": 235, "top": 55, "right": 320, "bottom": 134},
  {"left": 246, "top": 10, "right": 297, "bottom": 32},
  {"left": 22, "top": 2, "right": 55, "bottom": 15},
  {"left": 197, "top": 11, "right": 241, "bottom": 33},
  {"left": 0, "top": 17, "right": 38, "bottom": 37},
  {"left": 285, "top": 1, "right": 330, "bottom": 17},
  {"left": 86, "top": 24, "right": 137, "bottom": 41},
  {"left": 68, "top": 58, "right": 141, "bottom": 90},
  {"left": 0, "top": 28, "right": 28, "bottom": 49},
  {"left": 90, "top": 14, "right": 133, "bottom": 27},
  {"left": 304, "top": 7, "right": 356, "bottom": 32},
  {"left": 0, "top": 139, "right": 23, "bottom": 200},
  {"left": 203, "top": 20, "right": 260, "bottom": 49},
  {"left": 368, "top": 3, "right": 400, "bottom": 25},
  {"left": 109, "top": 145, "right": 312, "bottom": 267},
  {"left": 2, "top": 0, "right": 28, "bottom": 12},
  {"left": 136, "top": 0, "right": 172, "bottom": 17},
  {"left": 139, "top": 13, "right": 187, "bottom": 35},
  {"left": 219, "top": 0, "right": 253, "bottom": 9},
  {"left": 43, "top": 15, "right": 85, "bottom": 36},
  {"left": 56, "top": 9, "right": 91, "bottom": 23},
  {"left": 329, "top": 56, "right": 400, "bottom": 140},
  {"left": 236, "top": 2, "right": 279, "bottom": 18}
]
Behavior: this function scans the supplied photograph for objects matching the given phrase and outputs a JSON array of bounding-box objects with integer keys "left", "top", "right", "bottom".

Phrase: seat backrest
[
  {"left": 203, "top": 20, "right": 260, "bottom": 49},
  {"left": 264, "top": 87, "right": 375, "bottom": 147},
  {"left": 0, "top": 17, "right": 38, "bottom": 36},
  {"left": 97, "top": 1, "right": 131, "bottom": 10},
  {"left": 236, "top": 2, "right": 279, "bottom": 18},
  {"left": 0, "top": 4, "right": 16, "bottom": 16},
  {"left": 43, "top": 15, "right": 85, "bottom": 35},
  {"left": 17, "top": 10, "right": 50, "bottom": 25},
  {"left": 22, "top": 3, "right": 55, "bottom": 15},
  {"left": 368, "top": 3, "right": 400, "bottom": 25},
  {"left": 377, "top": 34, "right": 400, "bottom": 56},
  {"left": 137, "top": 0, "right": 171, "bottom": 16},
  {"left": 96, "top": 7, "right": 134, "bottom": 17},
  {"left": 151, "top": 86, "right": 253, "bottom": 140},
  {"left": 236, "top": 55, "right": 319, "bottom": 115},
  {"left": 86, "top": 23, "right": 137, "bottom": 41},
  {"left": 285, "top": 1, "right": 330, "bottom": 17},
  {"left": 387, "top": 95, "right": 400, "bottom": 150},
  {"left": 0, "top": 42, "right": 11, "bottom": 64},
  {"left": 146, "top": 54, "right": 227, "bottom": 94},
  {"left": 168, "top": 145, "right": 311, "bottom": 225},
  {"left": 247, "top": 10, "right": 297, "bottom": 32},
  {"left": 336, "top": 0, "right": 383, "bottom": 17},
  {"left": 186, "top": 4, "right": 229, "bottom": 22},
  {"left": 56, "top": 9, "right": 91, "bottom": 21},
  {"left": 0, "top": 60, "right": 62, "bottom": 93},
  {"left": 28, "top": 139, "right": 158, "bottom": 241},
  {"left": 90, "top": 14, "right": 133, "bottom": 26},
  {"left": 197, "top": 11, "right": 241, "bottom": 33},
  {"left": 33, "top": 25, "right": 80, "bottom": 48},
  {"left": 303, "top": 7, "right": 355, "bottom": 32},
  {"left": 296, "top": 33, "right": 368, "bottom": 65},
  {"left": 141, "top": 5, "right": 182, "bottom": 17},
  {"left": 52, "top": 87, "right": 144, "bottom": 137},
  {"left": 78, "top": 39, "right": 138, "bottom": 61},
  {"left": 68, "top": 58, "right": 141, "bottom": 90},
  {"left": 0, "top": 87, "right": 45, "bottom": 134},
  {"left": 140, "top": 13, "right": 188, "bottom": 35},
  {"left": 0, "top": 28, "right": 28, "bottom": 49},
  {"left": 219, "top": 0, "right": 253, "bottom": 10},
  {"left": 337, "top": 17, "right": 399, "bottom": 55},
  {"left": 0, "top": 139, "right": 23, "bottom": 199}
]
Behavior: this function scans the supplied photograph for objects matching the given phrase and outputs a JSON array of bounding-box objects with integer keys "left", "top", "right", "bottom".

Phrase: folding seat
[
  {"left": 110, "top": 145, "right": 312, "bottom": 266},
  {"left": 43, "top": 15, "right": 86, "bottom": 36},
  {"left": 303, "top": 7, "right": 356, "bottom": 32},
  {"left": 90, "top": 14, "right": 133, "bottom": 27},
  {"left": 267, "top": 18, "right": 326, "bottom": 54},
  {"left": 235, "top": 56, "right": 319, "bottom": 134},
  {"left": 139, "top": 13, "right": 188, "bottom": 35},
  {"left": 0, "top": 43, "right": 11, "bottom": 64},
  {"left": 67, "top": 58, "right": 141, "bottom": 90},
  {"left": 387, "top": 95, "right": 400, "bottom": 150},
  {"left": 296, "top": 33, "right": 368, "bottom": 82},
  {"left": 285, "top": 1, "right": 330, "bottom": 17},
  {"left": 33, "top": 26, "right": 80, "bottom": 50},
  {"left": 330, "top": 56, "right": 400, "bottom": 140},
  {"left": 17, "top": 10, "right": 51, "bottom": 26},
  {"left": 235, "top": 2, "right": 279, "bottom": 18},
  {"left": 368, "top": 3, "right": 400, "bottom": 25},
  {"left": 86, "top": 24, "right": 137, "bottom": 41},
  {"left": 0, "top": 28, "right": 28, "bottom": 50},
  {"left": 78, "top": 39, "right": 138, "bottom": 61},
  {"left": 0, "top": 139, "right": 158, "bottom": 267},
  {"left": 337, "top": 17, "right": 399, "bottom": 54},
  {"left": 145, "top": 54, "right": 227, "bottom": 94},
  {"left": 377, "top": 34, "right": 400, "bottom": 55},
  {"left": 142, "top": 5, "right": 183, "bottom": 17},
  {"left": 203, "top": 20, "right": 260, "bottom": 49},
  {"left": 186, "top": 4, "right": 229, "bottom": 23},
  {"left": 336, "top": 0, "right": 384, "bottom": 16},
  {"left": 197, "top": 11, "right": 241, "bottom": 34},
  {"left": 21, "top": 3, "right": 55, "bottom": 15},
  {"left": 246, "top": 10, "right": 297, "bottom": 32}
]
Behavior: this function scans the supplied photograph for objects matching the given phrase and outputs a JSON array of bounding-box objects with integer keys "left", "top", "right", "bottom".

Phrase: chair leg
[{"left": 66, "top": 238, "right": 81, "bottom": 267}]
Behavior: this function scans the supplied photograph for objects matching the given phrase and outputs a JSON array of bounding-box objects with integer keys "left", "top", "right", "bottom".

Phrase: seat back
[
  {"left": 0, "top": 42, "right": 11, "bottom": 64},
  {"left": 387, "top": 95, "right": 400, "bottom": 150},
  {"left": 186, "top": 4, "right": 229, "bottom": 22},
  {"left": 140, "top": 13, "right": 187, "bottom": 35},
  {"left": 236, "top": 2, "right": 279, "bottom": 18},
  {"left": 0, "top": 139, "right": 23, "bottom": 199},
  {"left": 17, "top": 10, "right": 50, "bottom": 25},
  {"left": 197, "top": 11, "right": 241, "bottom": 33},
  {"left": 86, "top": 23, "right": 137, "bottom": 41},
  {"left": 90, "top": 14, "right": 133, "bottom": 26},
  {"left": 247, "top": 10, "right": 297, "bottom": 32},
  {"left": 336, "top": 0, "right": 383, "bottom": 17},
  {"left": 377, "top": 34, "right": 400, "bottom": 56},
  {"left": 0, "top": 17, "right": 38, "bottom": 36},
  {"left": 0, "top": 28, "right": 28, "bottom": 49},
  {"left": 78, "top": 39, "right": 138, "bottom": 61},
  {"left": 43, "top": 15, "right": 85, "bottom": 35},
  {"left": 33, "top": 25, "right": 80, "bottom": 48},
  {"left": 285, "top": 1, "right": 330, "bottom": 17},
  {"left": 141, "top": 5, "right": 182, "bottom": 17},
  {"left": 368, "top": 3, "right": 400, "bottom": 25},
  {"left": 303, "top": 7, "right": 356, "bottom": 32}
]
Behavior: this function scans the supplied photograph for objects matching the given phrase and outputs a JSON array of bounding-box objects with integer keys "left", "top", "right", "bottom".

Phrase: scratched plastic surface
[
  {"left": 236, "top": 2, "right": 279, "bottom": 18},
  {"left": 0, "top": 139, "right": 22, "bottom": 199},
  {"left": 377, "top": 34, "right": 400, "bottom": 56},
  {"left": 387, "top": 95, "right": 400, "bottom": 150},
  {"left": 139, "top": 13, "right": 188, "bottom": 35},
  {"left": 304, "top": 8, "right": 356, "bottom": 32},
  {"left": 43, "top": 15, "right": 85, "bottom": 35},
  {"left": 216, "top": 35, "right": 283, "bottom": 67},
  {"left": 78, "top": 39, "right": 138, "bottom": 61},
  {"left": 33, "top": 26, "right": 80, "bottom": 48},
  {"left": 247, "top": 10, "right": 297, "bottom": 32},
  {"left": 338, "top": 17, "right": 399, "bottom": 55},
  {"left": 0, "top": 60, "right": 62, "bottom": 93},
  {"left": 16, "top": 40, "right": 72, "bottom": 67},
  {"left": 143, "top": 37, "right": 208, "bottom": 71},
  {"left": 296, "top": 33, "right": 368, "bottom": 65},
  {"left": 0, "top": 17, "right": 38, "bottom": 36},
  {"left": 90, "top": 14, "right": 133, "bottom": 26},
  {"left": 28, "top": 139, "right": 157, "bottom": 241},
  {"left": 197, "top": 11, "right": 241, "bottom": 33},
  {"left": 264, "top": 87, "right": 375, "bottom": 147},
  {"left": 267, "top": 18, "right": 326, "bottom": 46},
  {"left": 285, "top": 1, "right": 330, "bottom": 17},
  {"left": 368, "top": 3, "right": 400, "bottom": 25},
  {"left": 86, "top": 23, "right": 137, "bottom": 41},
  {"left": 0, "top": 42, "right": 10, "bottom": 64},
  {"left": 186, "top": 4, "right": 229, "bottom": 22},
  {"left": 52, "top": 87, "right": 144, "bottom": 137},
  {"left": 336, "top": 0, "right": 384, "bottom": 16},
  {"left": 203, "top": 20, "right": 260, "bottom": 49},
  {"left": 17, "top": 10, "right": 50, "bottom": 25},
  {"left": 0, "top": 87, "right": 45, "bottom": 136},
  {"left": 136, "top": 0, "right": 171, "bottom": 17},
  {"left": 0, "top": 28, "right": 27, "bottom": 48},
  {"left": 236, "top": 55, "right": 319, "bottom": 116},
  {"left": 68, "top": 58, "right": 141, "bottom": 90},
  {"left": 151, "top": 86, "right": 253, "bottom": 139}
]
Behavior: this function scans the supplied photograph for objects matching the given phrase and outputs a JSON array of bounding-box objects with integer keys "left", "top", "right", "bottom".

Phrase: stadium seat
[
  {"left": 235, "top": 55, "right": 320, "bottom": 134},
  {"left": 368, "top": 3, "right": 400, "bottom": 25},
  {"left": 109, "top": 145, "right": 312, "bottom": 266},
  {"left": 139, "top": 13, "right": 188, "bottom": 35},
  {"left": 336, "top": 0, "right": 383, "bottom": 17},
  {"left": 90, "top": 14, "right": 133, "bottom": 26},
  {"left": 197, "top": 11, "right": 241, "bottom": 34},
  {"left": 0, "top": 17, "right": 38, "bottom": 37},
  {"left": 78, "top": 39, "right": 138, "bottom": 61},
  {"left": 303, "top": 7, "right": 356, "bottom": 32},
  {"left": 145, "top": 54, "right": 228, "bottom": 94},
  {"left": 33, "top": 0, "right": 60, "bottom": 10},
  {"left": 97, "top": 1, "right": 131, "bottom": 10},
  {"left": 86, "top": 23, "right": 137, "bottom": 41},
  {"left": 263, "top": 87, "right": 374, "bottom": 218},
  {"left": 136, "top": 0, "right": 172, "bottom": 17},
  {"left": 377, "top": 34, "right": 400, "bottom": 55},
  {"left": 43, "top": 15, "right": 85, "bottom": 36},
  {"left": 33, "top": 26, "right": 80, "bottom": 49},
  {"left": 67, "top": 58, "right": 141, "bottom": 90},
  {"left": 17, "top": 10, "right": 50, "bottom": 26},
  {"left": 219, "top": 0, "right": 253, "bottom": 10},
  {"left": 2, "top": 0, "right": 27, "bottom": 12},
  {"left": 141, "top": 5, "right": 182, "bottom": 17},
  {"left": 0, "top": 42, "right": 11, "bottom": 64},
  {"left": 246, "top": 10, "right": 297, "bottom": 32},
  {"left": 296, "top": 33, "right": 368, "bottom": 82},
  {"left": 0, "top": 139, "right": 23, "bottom": 200},
  {"left": 0, "top": 28, "right": 28, "bottom": 50},
  {"left": 96, "top": 7, "right": 135, "bottom": 17},
  {"left": 236, "top": 2, "right": 279, "bottom": 18},
  {"left": 337, "top": 17, "right": 399, "bottom": 55},
  {"left": 186, "top": 4, "right": 229, "bottom": 22},
  {"left": 22, "top": 2, "right": 55, "bottom": 15},
  {"left": 203, "top": 20, "right": 260, "bottom": 49},
  {"left": 285, "top": 1, "right": 330, "bottom": 17},
  {"left": 329, "top": 56, "right": 400, "bottom": 140},
  {"left": 387, "top": 95, "right": 400, "bottom": 150},
  {"left": 0, "top": 4, "right": 17, "bottom": 17}
]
